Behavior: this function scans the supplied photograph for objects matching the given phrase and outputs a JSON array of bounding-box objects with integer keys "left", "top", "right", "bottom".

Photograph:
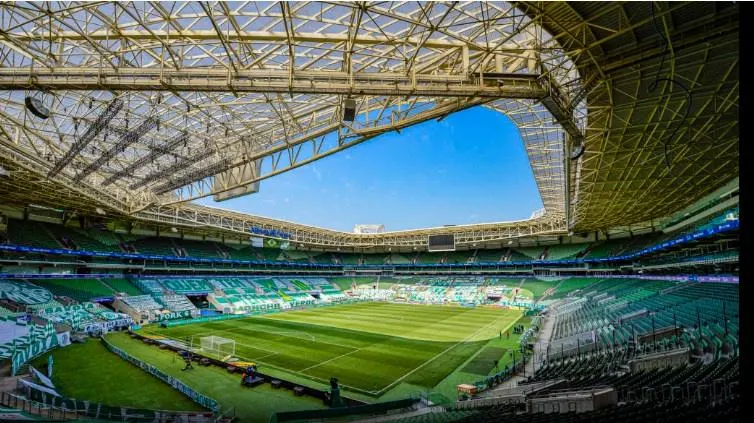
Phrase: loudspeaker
[
  {"left": 343, "top": 98, "right": 356, "bottom": 122},
  {"left": 570, "top": 142, "right": 585, "bottom": 160},
  {"left": 25, "top": 96, "right": 50, "bottom": 119}
]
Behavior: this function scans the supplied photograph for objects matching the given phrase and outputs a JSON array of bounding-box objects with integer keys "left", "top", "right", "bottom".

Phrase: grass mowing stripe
[
  {"left": 30, "top": 339, "right": 203, "bottom": 411},
  {"left": 461, "top": 347, "right": 507, "bottom": 375},
  {"left": 245, "top": 317, "right": 369, "bottom": 349},
  {"left": 373, "top": 309, "right": 519, "bottom": 395},
  {"left": 298, "top": 347, "right": 362, "bottom": 372},
  {"left": 262, "top": 305, "right": 510, "bottom": 342}
]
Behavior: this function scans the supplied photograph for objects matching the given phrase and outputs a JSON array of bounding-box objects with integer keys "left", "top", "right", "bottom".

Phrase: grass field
[
  {"left": 104, "top": 332, "right": 325, "bottom": 423},
  {"left": 31, "top": 339, "right": 203, "bottom": 411},
  {"left": 140, "top": 302, "right": 522, "bottom": 395}
]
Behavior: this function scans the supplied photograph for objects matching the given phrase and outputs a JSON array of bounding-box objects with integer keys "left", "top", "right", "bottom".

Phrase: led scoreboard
[{"left": 428, "top": 234, "right": 456, "bottom": 252}]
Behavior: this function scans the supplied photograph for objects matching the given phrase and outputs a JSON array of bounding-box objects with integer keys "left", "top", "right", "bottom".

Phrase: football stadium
[{"left": 0, "top": 1, "right": 740, "bottom": 423}]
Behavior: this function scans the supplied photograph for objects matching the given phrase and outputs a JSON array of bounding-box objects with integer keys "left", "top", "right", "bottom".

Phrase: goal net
[{"left": 196, "top": 335, "right": 236, "bottom": 360}]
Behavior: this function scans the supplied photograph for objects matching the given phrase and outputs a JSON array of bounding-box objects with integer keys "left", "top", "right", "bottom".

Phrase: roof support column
[{"left": 462, "top": 45, "right": 469, "bottom": 75}]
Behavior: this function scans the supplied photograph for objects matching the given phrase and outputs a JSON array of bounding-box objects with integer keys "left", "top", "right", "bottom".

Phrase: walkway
[{"left": 486, "top": 311, "right": 557, "bottom": 392}]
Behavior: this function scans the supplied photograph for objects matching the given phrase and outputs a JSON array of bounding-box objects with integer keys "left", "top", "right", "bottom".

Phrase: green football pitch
[{"left": 140, "top": 302, "right": 522, "bottom": 395}]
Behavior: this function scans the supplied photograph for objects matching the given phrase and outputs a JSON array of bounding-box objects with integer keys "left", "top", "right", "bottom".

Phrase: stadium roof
[{"left": 0, "top": 1, "right": 738, "bottom": 248}]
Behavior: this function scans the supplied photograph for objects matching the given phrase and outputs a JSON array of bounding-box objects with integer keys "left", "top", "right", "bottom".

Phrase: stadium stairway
[{"left": 488, "top": 313, "right": 556, "bottom": 391}]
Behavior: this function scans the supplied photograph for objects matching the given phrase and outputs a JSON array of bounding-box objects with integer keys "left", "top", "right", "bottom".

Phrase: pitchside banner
[
  {"left": 163, "top": 312, "right": 249, "bottom": 327},
  {"left": 156, "top": 310, "right": 193, "bottom": 322},
  {"left": 102, "top": 338, "right": 218, "bottom": 411}
]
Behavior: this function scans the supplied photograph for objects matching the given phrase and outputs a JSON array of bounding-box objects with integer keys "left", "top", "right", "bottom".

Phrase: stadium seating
[
  {"left": 505, "top": 248, "right": 532, "bottom": 262},
  {"left": 120, "top": 295, "right": 162, "bottom": 312},
  {"left": 102, "top": 278, "right": 143, "bottom": 296},
  {"left": 158, "top": 294, "right": 198, "bottom": 312},
  {"left": 255, "top": 248, "right": 283, "bottom": 261},
  {"left": 179, "top": 239, "right": 225, "bottom": 259},
  {"left": 449, "top": 395, "right": 739, "bottom": 423},
  {"left": 40, "top": 223, "right": 105, "bottom": 251},
  {"left": 29, "top": 278, "right": 114, "bottom": 302},
  {"left": 546, "top": 244, "right": 589, "bottom": 260},
  {"left": 159, "top": 278, "right": 213, "bottom": 294},
  {"left": 388, "top": 253, "right": 412, "bottom": 264},
  {"left": 281, "top": 250, "right": 310, "bottom": 262},
  {"left": 514, "top": 246, "right": 545, "bottom": 260},
  {"left": 547, "top": 279, "right": 738, "bottom": 358},
  {"left": 475, "top": 249, "right": 505, "bottom": 263},
  {"left": 6, "top": 220, "right": 60, "bottom": 249},
  {"left": 129, "top": 278, "right": 166, "bottom": 296},
  {"left": 131, "top": 237, "right": 182, "bottom": 256},
  {"left": 0, "top": 216, "right": 737, "bottom": 271},
  {"left": 75, "top": 227, "right": 122, "bottom": 249}
]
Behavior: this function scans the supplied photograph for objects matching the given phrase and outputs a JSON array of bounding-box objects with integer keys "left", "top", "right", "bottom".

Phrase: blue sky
[{"left": 195, "top": 106, "right": 543, "bottom": 232}]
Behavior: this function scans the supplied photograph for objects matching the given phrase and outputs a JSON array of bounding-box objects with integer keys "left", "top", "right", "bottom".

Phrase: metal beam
[
  {"left": 143, "top": 96, "right": 490, "bottom": 207},
  {"left": 133, "top": 202, "right": 566, "bottom": 248},
  {"left": 74, "top": 116, "right": 159, "bottom": 182},
  {"left": 102, "top": 131, "right": 189, "bottom": 187},
  {"left": 3, "top": 29, "right": 544, "bottom": 51},
  {"left": 47, "top": 98, "right": 124, "bottom": 177},
  {"left": 0, "top": 67, "right": 545, "bottom": 98}
]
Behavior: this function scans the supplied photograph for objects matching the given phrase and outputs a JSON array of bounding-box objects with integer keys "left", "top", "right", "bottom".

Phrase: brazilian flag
[{"left": 264, "top": 238, "right": 279, "bottom": 249}]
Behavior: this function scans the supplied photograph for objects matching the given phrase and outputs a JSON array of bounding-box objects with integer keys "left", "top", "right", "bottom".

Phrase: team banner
[
  {"left": 11, "top": 322, "right": 59, "bottom": 376},
  {"left": 38, "top": 302, "right": 96, "bottom": 316},
  {"left": 82, "top": 318, "right": 134, "bottom": 334},
  {"left": 29, "top": 366, "right": 56, "bottom": 390},
  {"left": 102, "top": 338, "right": 219, "bottom": 411},
  {"left": 20, "top": 379, "right": 61, "bottom": 397},
  {"left": 155, "top": 310, "right": 193, "bottom": 322}
]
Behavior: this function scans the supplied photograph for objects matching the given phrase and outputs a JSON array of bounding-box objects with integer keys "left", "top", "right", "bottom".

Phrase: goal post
[{"left": 195, "top": 335, "right": 236, "bottom": 360}]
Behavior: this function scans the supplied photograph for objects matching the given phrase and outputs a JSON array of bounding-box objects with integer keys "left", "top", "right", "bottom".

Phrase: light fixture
[
  {"left": 343, "top": 98, "right": 356, "bottom": 122},
  {"left": 49, "top": 98, "right": 124, "bottom": 177},
  {"left": 570, "top": 142, "right": 585, "bottom": 160},
  {"left": 25, "top": 95, "right": 50, "bottom": 119},
  {"left": 74, "top": 116, "right": 159, "bottom": 182},
  {"left": 95, "top": 207, "right": 106, "bottom": 215}
]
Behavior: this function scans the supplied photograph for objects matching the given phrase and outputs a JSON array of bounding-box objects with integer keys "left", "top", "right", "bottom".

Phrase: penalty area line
[{"left": 298, "top": 347, "right": 362, "bottom": 373}]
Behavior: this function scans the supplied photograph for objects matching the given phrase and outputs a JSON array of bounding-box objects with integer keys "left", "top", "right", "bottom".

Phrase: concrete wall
[{"left": 528, "top": 389, "right": 617, "bottom": 414}]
